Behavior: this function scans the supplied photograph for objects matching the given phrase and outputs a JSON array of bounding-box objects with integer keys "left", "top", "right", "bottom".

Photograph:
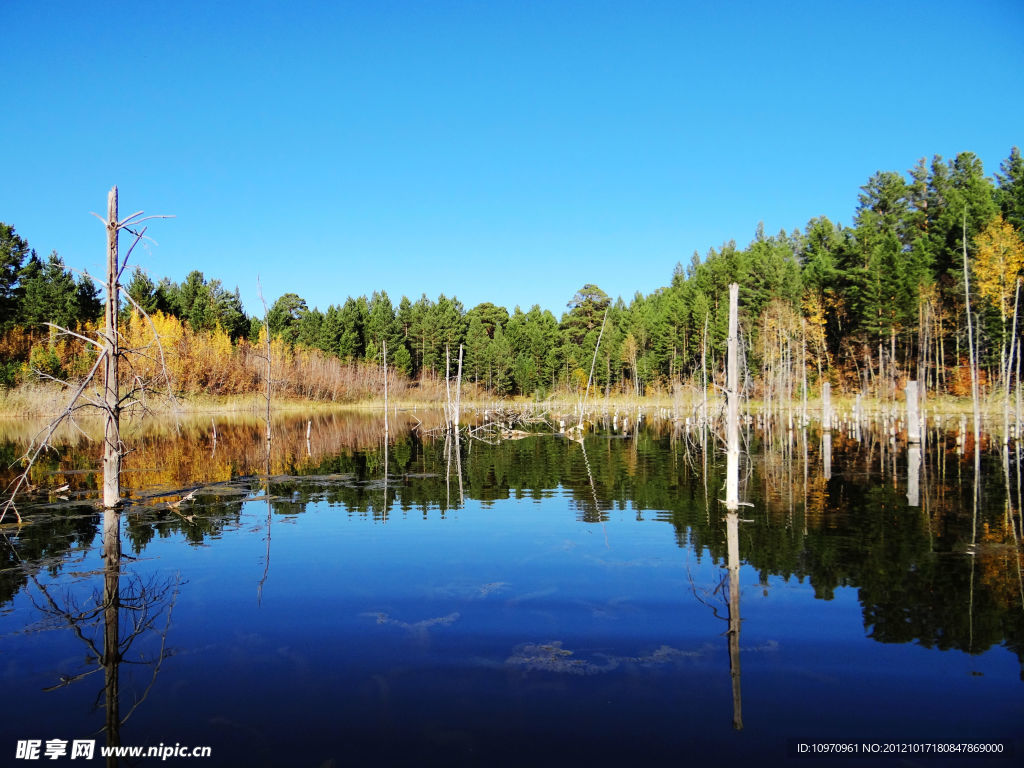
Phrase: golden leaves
[{"left": 974, "top": 214, "right": 1024, "bottom": 320}]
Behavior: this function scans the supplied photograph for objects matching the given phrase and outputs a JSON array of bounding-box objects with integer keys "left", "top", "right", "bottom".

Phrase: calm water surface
[{"left": 0, "top": 411, "right": 1021, "bottom": 767}]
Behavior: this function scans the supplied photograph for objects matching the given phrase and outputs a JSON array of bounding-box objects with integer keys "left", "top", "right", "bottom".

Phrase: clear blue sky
[{"left": 3, "top": 0, "right": 1022, "bottom": 318}]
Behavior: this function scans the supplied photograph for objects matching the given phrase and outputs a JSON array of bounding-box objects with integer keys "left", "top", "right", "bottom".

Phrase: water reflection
[
  {"left": 8, "top": 506, "right": 179, "bottom": 766},
  {"left": 726, "top": 508, "right": 743, "bottom": 731},
  {"left": 1, "top": 412, "right": 1022, "bottom": 668},
  {"left": 0, "top": 411, "right": 1022, "bottom": 763}
]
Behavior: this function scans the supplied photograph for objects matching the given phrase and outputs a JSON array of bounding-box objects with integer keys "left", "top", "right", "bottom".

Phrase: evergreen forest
[{"left": 2, "top": 148, "right": 1023, "bottom": 403}]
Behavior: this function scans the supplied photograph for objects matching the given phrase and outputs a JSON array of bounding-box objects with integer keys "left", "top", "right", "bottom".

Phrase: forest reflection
[{"left": 1, "top": 410, "right": 1022, "bottom": 672}]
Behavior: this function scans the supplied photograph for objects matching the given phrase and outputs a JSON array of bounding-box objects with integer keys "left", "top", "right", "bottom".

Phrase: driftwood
[{"left": 465, "top": 406, "right": 553, "bottom": 441}]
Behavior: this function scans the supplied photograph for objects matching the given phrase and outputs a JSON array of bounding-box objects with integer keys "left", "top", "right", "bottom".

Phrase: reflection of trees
[
  {"left": 22, "top": 508, "right": 178, "bottom": 766},
  {"left": 3, "top": 417, "right": 1022, "bottom": 665}
]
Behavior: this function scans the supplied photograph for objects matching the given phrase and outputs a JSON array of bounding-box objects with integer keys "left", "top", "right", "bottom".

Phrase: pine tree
[
  {"left": 995, "top": 146, "right": 1024, "bottom": 233},
  {"left": 464, "top": 315, "right": 490, "bottom": 383},
  {"left": 0, "top": 224, "right": 30, "bottom": 329}
]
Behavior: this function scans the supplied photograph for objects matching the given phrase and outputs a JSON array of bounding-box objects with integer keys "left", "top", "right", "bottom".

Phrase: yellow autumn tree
[
  {"left": 974, "top": 214, "right": 1024, "bottom": 394},
  {"left": 801, "top": 290, "right": 830, "bottom": 377},
  {"left": 974, "top": 214, "right": 1024, "bottom": 325}
]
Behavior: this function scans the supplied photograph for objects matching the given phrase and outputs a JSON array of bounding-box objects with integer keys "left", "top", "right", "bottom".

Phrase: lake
[{"left": 0, "top": 410, "right": 1021, "bottom": 766}]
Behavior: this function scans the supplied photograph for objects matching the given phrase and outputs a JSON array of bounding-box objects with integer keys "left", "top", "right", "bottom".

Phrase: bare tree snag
[
  {"left": 577, "top": 305, "right": 609, "bottom": 432},
  {"left": 726, "top": 283, "right": 739, "bottom": 511},
  {"left": 906, "top": 381, "right": 920, "bottom": 444},
  {"left": 257, "top": 277, "right": 272, "bottom": 444},
  {"left": 1, "top": 187, "right": 172, "bottom": 522},
  {"left": 103, "top": 188, "right": 122, "bottom": 508},
  {"left": 963, "top": 210, "right": 982, "bottom": 454}
]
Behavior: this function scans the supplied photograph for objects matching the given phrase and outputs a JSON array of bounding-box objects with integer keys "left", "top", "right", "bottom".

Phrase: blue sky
[{"left": 3, "top": 0, "right": 1022, "bottom": 318}]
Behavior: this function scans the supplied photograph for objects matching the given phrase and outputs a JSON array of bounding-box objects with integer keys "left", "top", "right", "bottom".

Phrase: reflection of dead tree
[
  {"left": 257, "top": 442, "right": 272, "bottom": 605},
  {"left": 577, "top": 438, "right": 609, "bottom": 546},
  {"left": 684, "top": 511, "right": 744, "bottom": 732},
  {"left": 725, "top": 509, "right": 743, "bottom": 731},
  {"left": 2, "top": 187, "right": 172, "bottom": 522},
  {"left": 17, "top": 508, "right": 179, "bottom": 758}
]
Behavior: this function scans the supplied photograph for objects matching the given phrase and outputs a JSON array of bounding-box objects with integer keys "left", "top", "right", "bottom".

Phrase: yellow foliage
[
  {"left": 801, "top": 291, "right": 829, "bottom": 370},
  {"left": 974, "top": 214, "right": 1024, "bottom": 321}
]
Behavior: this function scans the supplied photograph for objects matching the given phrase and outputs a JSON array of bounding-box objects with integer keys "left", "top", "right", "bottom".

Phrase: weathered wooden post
[
  {"left": 822, "top": 381, "right": 832, "bottom": 432},
  {"left": 726, "top": 283, "right": 740, "bottom": 511},
  {"left": 906, "top": 381, "right": 920, "bottom": 444},
  {"left": 854, "top": 392, "right": 862, "bottom": 442},
  {"left": 103, "top": 187, "right": 121, "bottom": 509}
]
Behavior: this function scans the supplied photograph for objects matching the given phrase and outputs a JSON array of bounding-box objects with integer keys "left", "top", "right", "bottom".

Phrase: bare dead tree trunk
[
  {"left": 822, "top": 381, "right": 831, "bottom": 432},
  {"left": 726, "top": 284, "right": 739, "bottom": 510},
  {"left": 258, "top": 277, "right": 272, "bottom": 443},
  {"left": 800, "top": 319, "right": 808, "bottom": 427},
  {"left": 963, "top": 210, "right": 981, "bottom": 454},
  {"left": 577, "top": 305, "right": 609, "bottom": 431},
  {"left": 1004, "top": 279, "right": 1021, "bottom": 445},
  {"left": 103, "top": 188, "right": 121, "bottom": 508},
  {"left": 1, "top": 187, "right": 172, "bottom": 522},
  {"left": 454, "top": 343, "right": 463, "bottom": 429},
  {"left": 906, "top": 381, "right": 920, "bottom": 443},
  {"left": 701, "top": 311, "right": 709, "bottom": 426},
  {"left": 445, "top": 344, "right": 452, "bottom": 429}
]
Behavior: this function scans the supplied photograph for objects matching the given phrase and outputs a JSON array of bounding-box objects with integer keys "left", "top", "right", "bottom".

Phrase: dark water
[{"left": 0, "top": 412, "right": 1022, "bottom": 767}]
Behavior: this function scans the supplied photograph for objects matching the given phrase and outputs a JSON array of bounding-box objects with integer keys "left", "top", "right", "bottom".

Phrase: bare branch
[
  {"left": 1, "top": 350, "right": 108, "bottom": 524},
  {"left": 116, "top": 210, "right": 145, "bottom": 227},
  {"left": 118, "top": 214, "right": 174, "bottom": 228},
  {"left": 118, "top": 226, "right": 148, "bottom": 280},
  {"left": 45, "top": 323, "right": 105, "bottom": 350}
]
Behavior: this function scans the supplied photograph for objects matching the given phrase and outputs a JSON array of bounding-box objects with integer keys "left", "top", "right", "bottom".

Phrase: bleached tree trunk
[
  {"left": 701, "top": 312, "right": 708, "bottom": 425},
  {"left": 1004, "top": 279, "right": 1021, "bottom": 445},
  {"left": 726, "top": 284, "right": 739, "bottom": 510},
  {"left": 445, "top": 344, "right": 452, "bottom": 428},
  {"left": 257, "top": 276, "right": 272, "bottom": 444},
  {"left": 906, "top": 381, "right": 920, "bottom": 443},
  {"left": 822, "top": 382, "right": 831, "bottom": 431},
  {"left": 578, "top": 306, "right": 609, "bottom": 431},
  {"left": 103, "top": 188, "right": 121, "bottom": 508},
  {"left": 454, "top": 343, "right": 463, "bottom": 429},
  {"left": 801, "top": 320, "right": 808, "bottom": 427},
  {"left": 963, "top": 211, "right": 982, "bottom": 455}
]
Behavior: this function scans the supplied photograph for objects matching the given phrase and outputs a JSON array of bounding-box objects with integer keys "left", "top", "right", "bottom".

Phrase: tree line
[{"left": 2, "top": 147, "right": 1023, "bottom": 400}]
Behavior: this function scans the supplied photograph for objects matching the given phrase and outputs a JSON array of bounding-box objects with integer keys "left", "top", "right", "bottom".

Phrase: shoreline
[{"left": 0, "top": 380, "right": 1014, "bottom": 421}]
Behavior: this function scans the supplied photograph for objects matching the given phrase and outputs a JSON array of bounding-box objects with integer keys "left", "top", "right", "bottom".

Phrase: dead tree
[
  {"left": 257, "top": 277, "right": 273, "bottom": 443},
  {"left": 576, "top": 305, "right": 609, "bottom": 432},
  {"left": 963, "top": 210, "right": 982, "bottom": 454},
  {"left": 1, "top": 187, "right": 172, "bottom": 521}
]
